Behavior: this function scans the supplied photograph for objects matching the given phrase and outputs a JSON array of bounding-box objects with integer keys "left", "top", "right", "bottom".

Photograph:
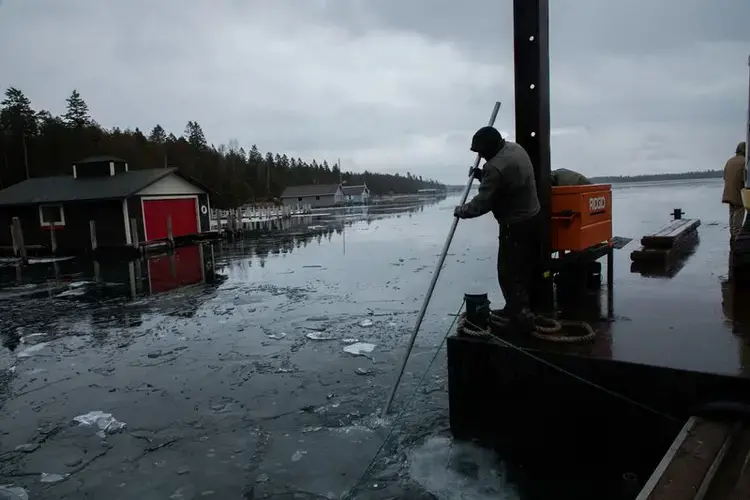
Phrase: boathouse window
[
  {"left": 39, "top": 204, "right": 65, "bottom": 227},
  {"left": 315, "top": 196, "right": 320, "bottom": 200},
  {"left": 297, "top": 197, "right": 302, "bottom": 202}
]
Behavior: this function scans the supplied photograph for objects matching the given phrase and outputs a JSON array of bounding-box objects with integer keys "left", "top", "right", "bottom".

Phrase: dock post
[
  {"left": 130, "top": 218, "right": 140, "bottom": 249},
  {"left": 12, "top": 217, "right": 26, "bottom": 262},
  {"left": 132, "top": 258, "right": 142, "bottom": 295},
  {"left": 49, "top": 227, "right": 57, "bottom": 254},
  {"left": 89, "top": 220, "right": 98, "bottom": 253},
  {"left": 10, "top": 225, "right": 17, "bottom": 257},
  {"left": 166, "top": 215, "right": 173, "bottom": 248},
  {"left": 128, "top": 261, "right": 137, "bottom": 299}
]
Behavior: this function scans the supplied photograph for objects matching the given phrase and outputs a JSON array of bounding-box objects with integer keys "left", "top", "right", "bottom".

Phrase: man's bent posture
[{"left": 454, "top": 126, "right": 541, "bottom": 334}]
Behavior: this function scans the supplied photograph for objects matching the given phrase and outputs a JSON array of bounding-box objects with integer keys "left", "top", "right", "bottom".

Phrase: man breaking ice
[{"left": 453, "top": 126, "right": 541, "bottom": 334}]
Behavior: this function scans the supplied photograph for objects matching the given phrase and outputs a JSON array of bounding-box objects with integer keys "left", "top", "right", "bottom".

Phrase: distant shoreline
[
  {"left": 589, "top": 170, "right": 722, "bottom": 184},
  {"left": 445, "top": 170, "right": 723, "bottom": 191}
]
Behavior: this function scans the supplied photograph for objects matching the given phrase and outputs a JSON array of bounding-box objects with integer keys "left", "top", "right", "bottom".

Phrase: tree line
[
  {"left": 0, "top": 87, "right": 445, "bottom": 208},
  {"left": 589, "top": 169, "right": 723, "bottom": 183}
]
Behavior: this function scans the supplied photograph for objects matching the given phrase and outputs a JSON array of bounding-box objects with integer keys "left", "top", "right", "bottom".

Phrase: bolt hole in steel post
[
  {"left": 529, "top": 35, "right": 535, "bottom": 41},
  {"left": 530, "top": 84, "right": 536, "bottom": 90},
  {"left": 530, "top": 132, "right": 536, "bottom": 137}
]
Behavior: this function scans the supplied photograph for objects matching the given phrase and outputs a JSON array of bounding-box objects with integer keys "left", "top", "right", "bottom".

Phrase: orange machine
[{"left": 550, "top": 184, "right": 613, "bottom": 252}]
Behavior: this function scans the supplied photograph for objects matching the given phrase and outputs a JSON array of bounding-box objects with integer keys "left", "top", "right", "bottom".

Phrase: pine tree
[
  {"left": 184, "top": 120, "right": 207, "bottom": 150},
  {"left": 63, "top": 89, "right": 91, "bottom": 127},
  {"left": 1, "top": 87, "right": 36, "bottom": 135},
  {"left": 149, "top": 124, "right": 167, "bottom": 143},
  {"left": 1, "top": 87, "right": 36, "bottom": 179},
  {"left": 264, "top": 152, "right": 274, "bottom": 194}
]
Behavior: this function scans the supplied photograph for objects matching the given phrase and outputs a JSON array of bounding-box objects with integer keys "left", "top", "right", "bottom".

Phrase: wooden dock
[
  {"left": 631, "top": 218, "right": 701, "bottom": 269},
  {"left": 636, "top": 415, "right": 750, "bottom": 500}
]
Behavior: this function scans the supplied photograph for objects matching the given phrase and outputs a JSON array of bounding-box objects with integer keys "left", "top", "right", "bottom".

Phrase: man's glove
[
  {"left": 453, "top": 205, "right": 465, "bottom": 218},
  {"left": 470, "top": 167, "right": 482, "bottom": 181}
]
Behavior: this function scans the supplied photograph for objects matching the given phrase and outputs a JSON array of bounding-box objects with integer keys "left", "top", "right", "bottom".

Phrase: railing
[{"left": 209, "top": 204, "right": 313, "bottom": 231}]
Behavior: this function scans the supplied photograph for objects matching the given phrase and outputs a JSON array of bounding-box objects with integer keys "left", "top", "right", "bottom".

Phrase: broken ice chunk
[
  {"left": 40, "top": 473, "right": 68, "bottom": 483},
  {"left": 0, "top": 486, "right": 29, "bottom": 500},
  {"left": 343, "top": 343, "right": 376, "bottom": 356},
  {"left": 72, "top": 411, "right": 126, "bottom": 434},
  {"left": 305, "top": 332, "right": 335, "bottom": 341}
]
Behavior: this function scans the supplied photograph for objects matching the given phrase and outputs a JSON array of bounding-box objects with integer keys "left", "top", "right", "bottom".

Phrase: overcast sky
[{"left": 1, "top": 0, "right": 748, "bottom": 184}]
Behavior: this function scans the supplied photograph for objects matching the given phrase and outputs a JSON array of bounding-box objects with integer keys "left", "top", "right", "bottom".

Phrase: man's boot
[{"left": 492, "top": 307, "right": 509, "bottom": 317}]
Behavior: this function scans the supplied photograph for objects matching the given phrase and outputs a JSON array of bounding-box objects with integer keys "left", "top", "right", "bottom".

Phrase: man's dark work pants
[{"left": 497, "top": 216, "right": 540, "bottom": 320}]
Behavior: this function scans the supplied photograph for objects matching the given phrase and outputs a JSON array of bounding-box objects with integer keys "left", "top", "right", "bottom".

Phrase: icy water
[{"left": 0, "top": 179, "right": 748, "bottom": 499}]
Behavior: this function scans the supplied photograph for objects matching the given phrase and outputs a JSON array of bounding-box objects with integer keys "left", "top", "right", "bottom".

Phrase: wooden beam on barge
[
  {"left": 630, "top": 218, "right": 701, "bottom": 272},
  {"left": 636, "top": 416, "right": 750, "bottom": 500}
]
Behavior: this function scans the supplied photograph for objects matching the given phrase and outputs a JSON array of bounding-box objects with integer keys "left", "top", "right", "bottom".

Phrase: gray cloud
[{"left": 1, "top": 0, "right": 747, "bottom": 184}]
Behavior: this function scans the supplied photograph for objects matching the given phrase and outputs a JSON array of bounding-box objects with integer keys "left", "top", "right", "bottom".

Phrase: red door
[{"left": 143, "top": 198, "right": 198, "bottom": 241}]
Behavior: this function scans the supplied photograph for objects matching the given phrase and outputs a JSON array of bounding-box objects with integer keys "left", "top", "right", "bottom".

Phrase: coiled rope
[{"left": 458, "top": 309, "right": 596, "bottom": 343}]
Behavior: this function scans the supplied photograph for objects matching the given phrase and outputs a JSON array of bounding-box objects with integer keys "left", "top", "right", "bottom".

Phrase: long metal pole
[{"left": 381, "top": 101, "right": 501, "bottom": 417}]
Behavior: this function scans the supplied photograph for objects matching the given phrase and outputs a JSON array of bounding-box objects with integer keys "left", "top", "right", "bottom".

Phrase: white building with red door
[{"left": 0, "top": 156, "right": 214, "bottom": 254}]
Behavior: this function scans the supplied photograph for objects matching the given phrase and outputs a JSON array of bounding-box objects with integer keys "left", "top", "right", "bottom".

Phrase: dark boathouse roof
[{"left": 0, "top": 167, "right": 181, "bottom": 206}]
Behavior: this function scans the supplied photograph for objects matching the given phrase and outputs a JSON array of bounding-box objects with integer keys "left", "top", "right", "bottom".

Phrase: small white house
[{"left": 342, "top": 184, "right": 370, "bottom": 205}]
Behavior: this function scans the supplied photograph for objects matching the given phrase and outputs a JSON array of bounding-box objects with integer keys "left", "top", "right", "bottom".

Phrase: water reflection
[
  {"left": 0, "top": 243, "right": 224, "bottom": 352},
  {"left": 0, "top": 201, "right": 436, "bottom": 353},
  {"left": 721, "top": 279, "right": 750, "bottom": 335},
  {"left": 721, "top": 279, "right": 750, "bottom": 375},
  {"left": 215, "top": 201, "right": 429, "bottom": 268}
]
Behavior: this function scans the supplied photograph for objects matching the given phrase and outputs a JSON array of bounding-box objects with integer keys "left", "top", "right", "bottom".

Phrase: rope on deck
[
  {"left": 456, "top": 308, "right": 679, "bottom": 423},
  {"left": 457, "top": 309, "right": 597, "bottom": 343}
]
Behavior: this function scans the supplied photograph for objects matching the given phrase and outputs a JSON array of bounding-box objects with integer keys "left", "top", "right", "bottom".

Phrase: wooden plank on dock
[
  {"left": 636, "top": 416, "right": 750, "bottom": 500},
  {"left": 640, "top": 219, "right": 701, "bottom": 249},
  {"left": 630, "top": 231, "right": 698, "bottom": 265},
  {"left": 631, "top": 220, "right": 700, "bottom": 267}
]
